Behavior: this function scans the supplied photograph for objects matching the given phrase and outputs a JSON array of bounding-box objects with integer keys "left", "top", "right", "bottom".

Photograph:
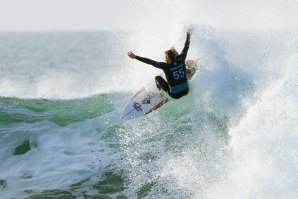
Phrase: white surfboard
[{"left": 121, "top": 60, "right": 198, "bottom": 120}]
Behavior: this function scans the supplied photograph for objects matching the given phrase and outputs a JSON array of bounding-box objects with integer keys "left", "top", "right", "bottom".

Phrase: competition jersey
[{"left": 135, "top": 34, "right": 190, "bottom": 93}]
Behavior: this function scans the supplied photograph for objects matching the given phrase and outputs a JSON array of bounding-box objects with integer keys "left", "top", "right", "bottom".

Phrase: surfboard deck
[{"left": 121, "top": 60, "right": 197, "bottom": 120}]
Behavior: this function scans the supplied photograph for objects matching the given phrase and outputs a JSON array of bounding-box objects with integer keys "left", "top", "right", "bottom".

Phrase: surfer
[{"left": 127, "top": 30, "right": 192, "bottom": 99}]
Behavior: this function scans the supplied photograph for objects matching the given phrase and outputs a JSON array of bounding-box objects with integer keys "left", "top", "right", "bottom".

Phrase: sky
[
  {"left": 0, "top": 0, "right": 146, "bottom": 31},
  {"left": 0, "top": 0, "right": 297, "bottom": 31}
]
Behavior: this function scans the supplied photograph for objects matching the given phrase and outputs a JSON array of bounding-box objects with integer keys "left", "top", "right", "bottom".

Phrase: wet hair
[{"left": 165, "top": 48, "right": 179, "bottom": 62}]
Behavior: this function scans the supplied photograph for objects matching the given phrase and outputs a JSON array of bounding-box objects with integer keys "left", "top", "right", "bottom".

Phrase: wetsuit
[{"left": 135, "top": 34, "right": 190, "bottom": 99}]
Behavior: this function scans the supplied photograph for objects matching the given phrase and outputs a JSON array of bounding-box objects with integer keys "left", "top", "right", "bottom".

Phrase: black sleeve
[
  {"left": 180, "top": 34, "right": 190, "bottom": 61},
  {"left": 135, "top": 56, "right": 164, "bottom": 69}
]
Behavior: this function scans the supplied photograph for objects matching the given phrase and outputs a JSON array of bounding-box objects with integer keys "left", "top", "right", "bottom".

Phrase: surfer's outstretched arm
[
  {"left": 127, "top": 51, "right": 164, "bottom": 69},
  {"left": 180, "top": 30, "right": 191, "bottom": 61}
]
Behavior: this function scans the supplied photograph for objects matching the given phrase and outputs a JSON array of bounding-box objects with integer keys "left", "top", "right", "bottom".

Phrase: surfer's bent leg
[
  {"left": 169, "top": 89, "right": 189, "bottom": 99},
  {"left": 155, "top": 76, "right": 169, "bottom": 92}
]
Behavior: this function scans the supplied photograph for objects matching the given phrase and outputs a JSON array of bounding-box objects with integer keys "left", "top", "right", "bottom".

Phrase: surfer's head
[{"left": 165, "top": 48, "right": 178, "bottom": 64}]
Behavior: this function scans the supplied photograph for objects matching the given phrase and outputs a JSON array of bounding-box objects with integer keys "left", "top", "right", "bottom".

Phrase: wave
[
  {"left": 0, "top": 94, "right": 116, "bottom": 126},
  {"left": 0, "top": 24, "right": 297, "bottom": 198}
]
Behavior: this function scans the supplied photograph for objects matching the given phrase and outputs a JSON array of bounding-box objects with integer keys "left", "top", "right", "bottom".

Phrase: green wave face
[{"left": 0, "top": 95, "right": 115, "bottom": 126}]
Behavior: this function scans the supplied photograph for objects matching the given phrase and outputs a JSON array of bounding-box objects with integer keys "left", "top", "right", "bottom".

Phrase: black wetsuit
[{"left": 135, "top": 34, "right": 190, "bottom": 99}]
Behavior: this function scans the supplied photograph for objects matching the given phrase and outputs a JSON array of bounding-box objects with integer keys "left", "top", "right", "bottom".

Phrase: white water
[
  {"left": 120, "top": 28, "right": 298, "bottom": 198},
  {"left": 200, "top": 53, "right": 298, "bottom": 199}
]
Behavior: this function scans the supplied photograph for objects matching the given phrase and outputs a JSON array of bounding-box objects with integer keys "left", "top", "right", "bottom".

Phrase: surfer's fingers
[
  {"left": 187, "top": 29, "right": 192, "bottom": 36},
  {"left": 127, "top": 51, "right": 136, "bottom": 59}
]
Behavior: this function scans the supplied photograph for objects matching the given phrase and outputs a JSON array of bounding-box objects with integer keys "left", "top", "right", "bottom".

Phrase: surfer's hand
[
  {"left": 186, "top": 29, "right": 192, "bottom": 37},
  {"left": 127, "top": 51, "right": 136, "bottom": 59}
]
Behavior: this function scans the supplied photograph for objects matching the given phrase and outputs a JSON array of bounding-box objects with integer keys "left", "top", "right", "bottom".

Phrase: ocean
[{"left": 0, "top": 28, "right": 297, "bottom": 199}]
